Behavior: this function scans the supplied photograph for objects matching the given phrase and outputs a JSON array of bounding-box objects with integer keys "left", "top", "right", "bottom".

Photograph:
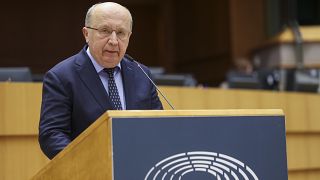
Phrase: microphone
[{"left": 124, "top": 54, "right": 175, "bottom": 110}]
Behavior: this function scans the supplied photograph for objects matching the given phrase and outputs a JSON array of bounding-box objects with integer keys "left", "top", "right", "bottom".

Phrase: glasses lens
[
  {"left": 98, "top": 28, "right": 112, "bottom": 37},
  {"left": 117, "top": 32, "right": 127, "bottom": 40}
]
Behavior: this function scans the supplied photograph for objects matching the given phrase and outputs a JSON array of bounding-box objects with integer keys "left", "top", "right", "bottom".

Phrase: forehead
[{"left": 91, "top": 4, "right": 131, "bottom": 29}]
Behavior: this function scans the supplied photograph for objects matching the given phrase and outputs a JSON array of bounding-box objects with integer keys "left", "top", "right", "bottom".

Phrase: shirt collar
[{"left": 86, "top": 47, "right": 121, "bottom": 73}]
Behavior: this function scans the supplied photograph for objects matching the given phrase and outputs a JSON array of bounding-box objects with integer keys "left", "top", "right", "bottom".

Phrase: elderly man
[{"left": 39, "top": 2, "right": 163, "bottom": 159}]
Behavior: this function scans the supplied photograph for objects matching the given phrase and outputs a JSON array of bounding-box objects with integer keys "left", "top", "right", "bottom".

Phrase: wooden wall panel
[
  {"left": 0, "top": 136, "right": 49, "bottom": 180},
  {"left": 173, "top": 0, "right": 231, "bottom": 86},
  {"left": 160, "top": 87, "right": 320, "bottom": 132},
  {"left": 1, "top": 0, "right": 237, "bottom": 86},
  {"left": 1, "top": 0, "right": 86, "bottom": 73},
  {"left": 289, "top": 171, "right": 320, "bottom": 180},
  {"left": 0, "top": 83, "right": 47, "bottom": 180},
  {"left": 286, "top": 134, "right": 320, "bottom": 169},
  {"left": 229, "top": 0, "right": 267, "bottom": 59},
  {"left": 0, "top": 83, "right": 42, "bottom": 135}
]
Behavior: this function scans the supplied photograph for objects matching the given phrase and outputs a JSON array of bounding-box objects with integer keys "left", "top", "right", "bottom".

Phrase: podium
[{"left": 32, "top": 109, "right": 288, "bottom": 180}]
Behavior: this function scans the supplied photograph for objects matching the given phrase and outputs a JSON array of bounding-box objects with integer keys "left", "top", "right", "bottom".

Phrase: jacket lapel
[
  {"left": 75, "top": 47, "right": 114, "bottom": 110},
  {"left": 121, "top": 59, "right": 136, "bottom": 110}
]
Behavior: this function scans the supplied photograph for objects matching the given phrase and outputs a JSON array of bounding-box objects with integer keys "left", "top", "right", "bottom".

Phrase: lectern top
[{"left": 106, "top": 109, "right": 284, "bottom": 118}]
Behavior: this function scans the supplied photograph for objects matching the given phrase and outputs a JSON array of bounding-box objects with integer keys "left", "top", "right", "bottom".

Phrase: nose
[{"left": 108, "top": 31, "right": 118, "bottom": 46}]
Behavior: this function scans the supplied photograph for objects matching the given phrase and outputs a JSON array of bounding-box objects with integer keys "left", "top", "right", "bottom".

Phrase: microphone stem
[{"left": 135, "top": 62, "right": 175, "bottom": 110}]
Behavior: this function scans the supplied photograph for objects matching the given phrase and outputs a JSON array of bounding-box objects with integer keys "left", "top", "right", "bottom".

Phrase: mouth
[
  {"left": 103, "top": 50, "right": 119, "bottom": 57},
  {"left": 104, "top": 50, "right": 118, "bottom": 54}
]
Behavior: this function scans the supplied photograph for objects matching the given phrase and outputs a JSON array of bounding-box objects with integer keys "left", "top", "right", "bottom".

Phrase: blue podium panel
[{"left": 111, "top": 115, "right": 287, "bottom": 180}]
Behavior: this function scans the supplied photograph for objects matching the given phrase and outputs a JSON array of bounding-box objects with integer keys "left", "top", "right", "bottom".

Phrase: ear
[
  {"left": 127, "top": 31, "right": 132, "bottom": 40},
  {"left": 82, "top": 27, "right": 89, "bottom": 43}
]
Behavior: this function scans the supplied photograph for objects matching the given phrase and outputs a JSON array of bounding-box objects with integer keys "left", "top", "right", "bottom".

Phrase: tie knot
[{"left": 104, "top": 68, "right": 115, "bottom": 75}]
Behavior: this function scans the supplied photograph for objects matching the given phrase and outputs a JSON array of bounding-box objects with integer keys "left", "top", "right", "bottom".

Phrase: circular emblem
[{"left": 144, "top": 151, "right": 258, "bottom": 180}]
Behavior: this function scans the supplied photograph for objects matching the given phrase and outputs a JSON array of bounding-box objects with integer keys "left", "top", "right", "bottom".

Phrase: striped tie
[{"left": 104, "top": 68, "right": 122, "bottom": 110}]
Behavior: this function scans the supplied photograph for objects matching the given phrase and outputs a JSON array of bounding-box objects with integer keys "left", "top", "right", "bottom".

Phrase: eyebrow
[
  {"left": 97, "top": 22, "right": 130, "bottom": 30},
  {"left": 102, "top": 26, "right": 130, "bottom": 33}
]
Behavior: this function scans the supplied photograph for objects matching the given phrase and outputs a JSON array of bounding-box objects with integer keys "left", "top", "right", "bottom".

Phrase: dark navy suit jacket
[{"left": 39, "top": 46, "right": 163, "bottom": 159}]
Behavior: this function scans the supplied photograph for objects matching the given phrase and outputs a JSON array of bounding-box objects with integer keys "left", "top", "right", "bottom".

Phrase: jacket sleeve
[{"left": 38, "top": 70, "right": 72, "bottom": 159}]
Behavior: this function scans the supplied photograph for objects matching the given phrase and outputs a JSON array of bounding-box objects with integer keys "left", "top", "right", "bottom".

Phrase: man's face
[{"left": 83, "top": 4, "right": 132, "bottom": 68}]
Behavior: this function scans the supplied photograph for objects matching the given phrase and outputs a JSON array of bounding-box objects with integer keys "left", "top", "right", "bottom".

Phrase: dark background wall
[{"left": 1, "top": 0, "right": 319, "bottom": 86}]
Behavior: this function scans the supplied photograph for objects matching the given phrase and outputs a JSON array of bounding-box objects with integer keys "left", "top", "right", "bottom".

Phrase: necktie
[{"left": 105, "top": 68, "right": 122, "bottom": 110}]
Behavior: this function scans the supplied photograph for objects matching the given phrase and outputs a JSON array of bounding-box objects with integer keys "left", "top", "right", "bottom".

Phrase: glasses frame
[{"left": 86, "top": 26, "right": 130, "bottom": 40}]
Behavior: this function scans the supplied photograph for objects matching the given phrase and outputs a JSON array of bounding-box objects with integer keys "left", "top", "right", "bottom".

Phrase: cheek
[
  {"left": 120, "top": 42, "right": 129, "bottom": 52},
  {"left": 91, "top": 41, "right": 104, "bottom": 52}
]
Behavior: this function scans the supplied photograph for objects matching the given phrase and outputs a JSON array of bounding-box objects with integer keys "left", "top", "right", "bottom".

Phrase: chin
[
  {"left": 102, "top": 60, "right": 120, "bottom": 68},
  {"left": 104, "top": 55, "right": 119, "bottom": 61}
]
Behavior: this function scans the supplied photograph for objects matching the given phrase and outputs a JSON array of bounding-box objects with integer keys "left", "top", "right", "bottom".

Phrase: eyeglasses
[{"left": 86, "top": 26, "right": 130, "bottom": 40}]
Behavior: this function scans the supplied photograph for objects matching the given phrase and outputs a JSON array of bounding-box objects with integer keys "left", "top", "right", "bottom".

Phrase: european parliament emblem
[{"left": 145, "top": 151, "right": 258, "bottom": 180}]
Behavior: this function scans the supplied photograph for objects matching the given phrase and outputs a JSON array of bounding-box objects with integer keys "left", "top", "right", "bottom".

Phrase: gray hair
[{"left": 85, "top": 2, "right": 133, "bottom": 31}]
